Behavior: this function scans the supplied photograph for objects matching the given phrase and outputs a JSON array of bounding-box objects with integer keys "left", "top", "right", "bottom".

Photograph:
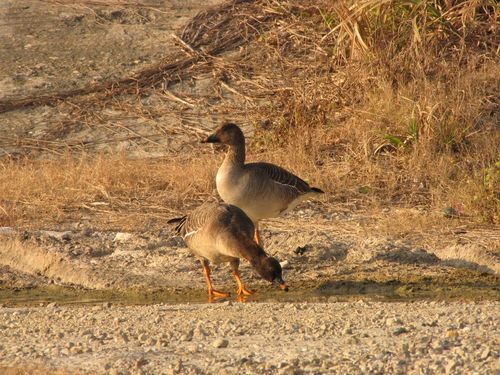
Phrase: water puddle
[{"left": 1, "top": 279, "right": 498, "bottom": 306}]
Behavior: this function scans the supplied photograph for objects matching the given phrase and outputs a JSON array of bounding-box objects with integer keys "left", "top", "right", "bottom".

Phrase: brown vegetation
[{"left": 0, "top": 0, "right": 498, "bottom": 229}]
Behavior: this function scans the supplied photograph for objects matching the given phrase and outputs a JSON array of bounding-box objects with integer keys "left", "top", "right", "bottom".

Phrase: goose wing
[
  {"left": 168, "top": 203, "right": 218, "bottom": 239},
  {"left": 245, "top": 162, "right": 314, "bottom": 194}
]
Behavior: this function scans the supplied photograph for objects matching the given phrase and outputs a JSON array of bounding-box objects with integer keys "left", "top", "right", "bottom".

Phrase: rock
[
  {"left": 46, "top": 302, "right": 57, "bottom": 308},
  {"left": 392, "top": 327, "right": 408, "bottom": 335},
  {"left": 445, "top": 359, "right": 457, "bottom": 374},
  {"left": 195, "top": 325, "right": 208, "bottom": 337},
  {"left": 480, "top": 347, "right": 490, "bottom": 360},
  {"left": 116, "top": 333, "right": 129, "bottom": 343},
  {"left": 156, "top": 339, "right": 168, "bottom": 348},
  {"left": 279, "top": 365, "right": 303, "bottom": 375},
  {"left": 386, "top": 317, "right": 403, "bottom": 326},
  {"left": 114, "top": 232, "right": 134, "bottom": 242},
  {"left": 212, "top": 338, "right": 229, "bottom": 348},
  {"left": 445, "top": 329, "right": 459, "bottom": 340},
  {"left": 442, "top": 207, "right": 460, "bottom": 218},
  {"left": 0, "top": 227, "right": 15, "bottom": 236},
  {"left": 280, "top": 260, "right": 290, "bottom": 269},
  {"left": 343, "top": 328, "right": 352, "bottom": 335},
  {"left": 294, "top": 246, "right": 309, "bottom": 255},
  {"left": 70, "top": 346, "right": 83, "bottom": 354},
  {"left": 82, "top": 329, "right": 93, "bottom": 336},
  {"left": 102, "top": 302, "right": 112, "bottom": 308},
  {"left": 180, "top": 329, "right": 193, "bottom": 342},
  {"left": 40, "top": 230, "right": 72, "bottom": 241},
  {"left": 135, "top": 357, "right": 148, "bottom": 368}
]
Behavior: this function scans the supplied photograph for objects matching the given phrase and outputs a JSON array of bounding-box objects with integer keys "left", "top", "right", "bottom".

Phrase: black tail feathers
[{"left": 167, "top": 216, "right": 187, "bottom": 235}]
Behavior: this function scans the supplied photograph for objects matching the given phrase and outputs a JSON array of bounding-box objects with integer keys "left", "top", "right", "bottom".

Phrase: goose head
[
  {"left": 252, "top": 256, "right": 288, "bottom": 291},
  {"left": 203, "top": 122, "right": 245, "bottom": 146}
]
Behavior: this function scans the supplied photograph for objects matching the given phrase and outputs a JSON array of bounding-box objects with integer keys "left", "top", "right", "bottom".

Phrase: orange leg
[
  {"left": 232, "top": 270, "right": 254, "bottom": 296},
  {"left": 254, "top": 223, "right": 263, "bottom": 246},
  {"left": 202, "top": 262, "right": 229, "bottom": 298}
]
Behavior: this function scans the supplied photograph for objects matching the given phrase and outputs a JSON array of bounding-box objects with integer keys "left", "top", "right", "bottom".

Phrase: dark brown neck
[{"left": 223, "top": 142, "right": 245, "bottom": 168}]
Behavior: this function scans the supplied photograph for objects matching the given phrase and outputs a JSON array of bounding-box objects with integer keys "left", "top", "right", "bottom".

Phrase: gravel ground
[{"left": 1, "top": 301, "right": 498, "bottom": 374}]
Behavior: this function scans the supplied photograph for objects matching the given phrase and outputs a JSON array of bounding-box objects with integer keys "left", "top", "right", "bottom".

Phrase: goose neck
[{"left": 223, "top": 143, "right": 245, "bottom": 168}]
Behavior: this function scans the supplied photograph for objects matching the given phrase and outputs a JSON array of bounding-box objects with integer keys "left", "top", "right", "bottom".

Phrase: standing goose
[
  {"left": 203, "top": 122, "right": 324, "bottom": 245},
  {"left": 168, "top": 202, "right": 288, "bottom": 299}
]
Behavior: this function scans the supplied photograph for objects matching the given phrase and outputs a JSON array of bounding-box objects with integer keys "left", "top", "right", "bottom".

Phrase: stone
[
  {"left": 136, "top": 357, "right": 148, "bottom": 368},
  {"left": 114, "top": 232, "right": 134, "bottom": 242},
  {"left": 445, "top": 329, "right": 459, "bottom": 340},
  {"left": 445, "top": 359, "right": 457, "bottom": 374},
  {"left": 212, "top": 338, "right": 229, "bottom": 348},
  {"left": 138, "top": 333, "right": 149, "bottom": 342},
  {"left": 480, "top": 347, "right": 490, "bottom": 360},
  {"left": 392, "top": 327, "right": 408, "bottom": 335},
  {"left": 40, "top": 230, "right": 72, "bottom": 241},
  {"left": 386, "top": 317, "right": 403, "bottom": 326},
  {"left": 0, "top": 227, "right": 15, "bottom": 236}
]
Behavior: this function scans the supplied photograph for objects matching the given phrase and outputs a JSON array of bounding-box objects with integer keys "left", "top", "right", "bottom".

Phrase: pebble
[
  {"left": 392, "top": 327, "right": 409, "bottom": 335},
  {"left": 212, "top": 338, "right": 229, "bottom": 348},
  {"left": 445, "top": 359, "right": 457, "bottom": 373},
  {"left": 114, "top": 232, "right": 134, "bottom": 242},
  {"left": 0, "top": 227, "right": 15, "bottom": 235},
  {"left": 40, "top": 230, "right": 72, "bottom": 241},
  {"left": 136, "top": 357, "right": 148, "bottom": 368},
  {"left": 480, "top": 347, "right": 490, "bottom": 360},
  {"left": 445, "top": 329, "right": 459, "bottom": 340}
]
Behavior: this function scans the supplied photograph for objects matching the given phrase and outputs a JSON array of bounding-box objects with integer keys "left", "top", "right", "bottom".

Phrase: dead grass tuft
[{"left": 0, "top": 154, "right": 219, "bottom": 230}]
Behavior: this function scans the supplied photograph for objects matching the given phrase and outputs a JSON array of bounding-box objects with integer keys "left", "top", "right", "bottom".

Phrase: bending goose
[
  {"left": 168, "top": 202, "right": 288, "bottom": 299},
  {"left": 203, "top": 122, "right": 324, "bottom": 245}
]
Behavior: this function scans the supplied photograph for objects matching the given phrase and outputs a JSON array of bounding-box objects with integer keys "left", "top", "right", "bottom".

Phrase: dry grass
[
  {"left": 248, "top": 0, "right": 500, "bottom": 223},
  {"left": 0, "top": 154, "right": 219, "bottom": 230},
  {"left": 0, "top": 0, "right": 498, "bottom": 227}
]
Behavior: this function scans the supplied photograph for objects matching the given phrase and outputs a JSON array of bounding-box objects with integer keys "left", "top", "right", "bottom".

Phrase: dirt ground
[
  {"left": 0, "top": 1, "right": 499, "bottom": 374},
  {"left": 1, "top": 301, "right": 499, "bottom": 374}
]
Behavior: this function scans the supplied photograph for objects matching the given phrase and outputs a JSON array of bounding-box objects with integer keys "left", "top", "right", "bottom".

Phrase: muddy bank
[{"left": 1, "top": 213, "right": 499, "bottom": 306}]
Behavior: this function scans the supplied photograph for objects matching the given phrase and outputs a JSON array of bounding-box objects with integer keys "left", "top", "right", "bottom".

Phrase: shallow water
[{"left": 1, "top": 279, "right": 498, "bottom": 306}]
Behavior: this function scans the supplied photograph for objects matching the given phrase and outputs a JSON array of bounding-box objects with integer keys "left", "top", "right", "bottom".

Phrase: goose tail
[{"left": 167, "top": 216, "right": 188, "bottom": 235}]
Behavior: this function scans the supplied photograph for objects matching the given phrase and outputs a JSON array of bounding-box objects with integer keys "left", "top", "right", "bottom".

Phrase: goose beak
[
  {"left": 273, "top": 278, "right": 289, "bottom": 292},
  {"left": 202, "top": 133, "right": 220, "bottom": 143}
]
